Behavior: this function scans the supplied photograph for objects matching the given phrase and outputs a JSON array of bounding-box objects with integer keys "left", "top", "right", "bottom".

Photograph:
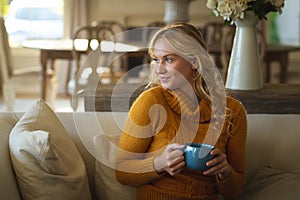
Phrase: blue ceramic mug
[{"left": 179, "top": 143, "right": 215, "bottom": 171}]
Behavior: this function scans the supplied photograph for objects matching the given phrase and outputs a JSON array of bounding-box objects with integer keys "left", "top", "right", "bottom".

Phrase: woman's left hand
[{"left": 203, "top": 148, "right": 232, "bottom": 180}]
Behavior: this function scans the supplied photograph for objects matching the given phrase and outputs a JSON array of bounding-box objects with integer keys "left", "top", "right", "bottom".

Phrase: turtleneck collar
[{"left": 159, "top": 86, "right": 212, "bottom": 123}]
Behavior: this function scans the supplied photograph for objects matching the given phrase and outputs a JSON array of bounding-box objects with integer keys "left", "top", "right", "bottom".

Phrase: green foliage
[
  {"left": 269, "top": 12, "right": 280, "bottom": 44},
  {"left": 247, "top": 0, "right": 278, "bottom": 20}
]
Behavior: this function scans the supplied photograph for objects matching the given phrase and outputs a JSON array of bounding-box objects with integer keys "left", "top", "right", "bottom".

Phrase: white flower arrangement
[{"left": 206, "top": 0, "right": 285, "bottom": 24}]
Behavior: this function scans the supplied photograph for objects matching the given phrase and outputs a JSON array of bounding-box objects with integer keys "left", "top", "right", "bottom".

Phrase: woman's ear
[
  {"left": 192, "top": 61, "right": 198, "bottom": 70},
  {"left": 186, "top": 55, "right": 198, "bottom": 70}
]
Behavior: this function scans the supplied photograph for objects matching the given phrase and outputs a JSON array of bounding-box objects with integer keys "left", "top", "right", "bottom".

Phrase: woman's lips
[{"left": 159, "top": 76, "right": 170, "bottom": 83}]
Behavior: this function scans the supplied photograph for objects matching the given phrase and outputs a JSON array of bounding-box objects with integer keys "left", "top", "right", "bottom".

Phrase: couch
[{"left": 1, "top": 100, "right": 300, "bottom": 200}]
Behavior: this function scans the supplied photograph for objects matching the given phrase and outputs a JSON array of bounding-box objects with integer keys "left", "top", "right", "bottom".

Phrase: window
[
  {"left": 15, "top": 7, "right": 63, "bottom": 21},
  {"left": 4, "top": 0, "right": 64, "bottom": 46}
]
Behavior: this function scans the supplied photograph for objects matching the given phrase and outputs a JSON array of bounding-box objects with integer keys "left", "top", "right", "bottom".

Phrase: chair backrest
[
  {"left": 256, "top": 21, "right": 267, "bottom": 62},
  {"left": 201, "top": 21, "right": 235, "bottom": 80},
  {"left": 202, "top": 21, "right": 226, "bottom": 46},
  {"left": 72, "top": 23, "right": 116, "bottom": 73},
  {"left": 72, "top": 23, "right": 116, "bottom": 52},
  {"left": 91, "top": 20, "right": 126, "bottom": 36},
  {"left": 220, "top": 25, "right": 236, "bottom": 80},
  {"left": 0, "top": 17, "right": 13, "bottom": 85}
]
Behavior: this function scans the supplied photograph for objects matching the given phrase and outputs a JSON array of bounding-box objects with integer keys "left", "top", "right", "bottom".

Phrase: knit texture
[{"left": 115, "top": 86, "right": 247, "bottom": 199}]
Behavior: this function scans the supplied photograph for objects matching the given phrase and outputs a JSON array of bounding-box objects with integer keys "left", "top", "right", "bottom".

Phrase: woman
[{"left": 115, "top": 22, "right": 247, "bottom": 200}]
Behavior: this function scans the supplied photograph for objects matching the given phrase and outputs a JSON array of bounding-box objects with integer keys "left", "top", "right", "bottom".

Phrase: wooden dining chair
[
  {"left": 69, "top": 22, "right": 125, "bottom": 111},
  {"left": 0, "top": 17, "right": 57, "bottom": 111},
  {"left": 65, "top": 21, "right": 127, "bottom": 94},
  {"left": 201, "top": 21, "right": 232, "bottom": 81},
  {"left": 220, "top": 25, "right": 236, "bottom": 81},
  {"left": 91, "top": 20, "right": 127, "bottom": 77}
]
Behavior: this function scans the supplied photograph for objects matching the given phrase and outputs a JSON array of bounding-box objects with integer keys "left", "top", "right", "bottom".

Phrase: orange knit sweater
[{"left": 115, "top": 86, "right": 247, "bottom": 200}]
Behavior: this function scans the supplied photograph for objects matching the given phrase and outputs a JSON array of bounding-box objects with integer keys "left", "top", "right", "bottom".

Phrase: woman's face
[{"left": 152, "top": 38, "right": 196, "bottom": 90}]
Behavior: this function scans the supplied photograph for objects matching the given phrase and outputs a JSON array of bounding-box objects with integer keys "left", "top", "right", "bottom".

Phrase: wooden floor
[{"left": 1, "top": 60, "right": 300, "bottom": 112}]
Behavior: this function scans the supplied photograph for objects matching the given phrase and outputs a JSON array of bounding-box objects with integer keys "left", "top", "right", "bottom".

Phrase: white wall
[
  {"left": 277, "top": 0, "right": 300, "bottom": 45},
  {"left": 87, "top": 0, "right": 214, "bottom": 27}
]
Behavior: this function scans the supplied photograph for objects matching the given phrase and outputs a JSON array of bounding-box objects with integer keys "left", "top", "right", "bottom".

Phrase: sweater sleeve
[
  {"left": 115, "top": 89, "right": 166, "bottom": 186},
  {"left": 216, "top": 98, "right": 248, "bottom": 198}
]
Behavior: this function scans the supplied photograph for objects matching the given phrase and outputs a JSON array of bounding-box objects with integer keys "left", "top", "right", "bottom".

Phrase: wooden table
[
  {"left": 264, "top": 44, "right": 300, "bottom": 83},
  {"left": 22, "top": 39, "right": 148, "bottom": 100},
  {"left": 208, "top": 44, "right": 300, "bottom": 83},
  {"left": 228, "top": 84, "right": 300, "bottom": 114},
  {"left": 84, "top": 83, "right": 300, "bottom": 114}
]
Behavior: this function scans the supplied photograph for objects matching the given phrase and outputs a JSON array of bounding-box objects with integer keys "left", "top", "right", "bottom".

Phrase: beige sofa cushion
[
  {"left": 238, "top": 165, "right": 300, "bottom": 200},
  {"left": 94, "top": 134, "right": 136, "bottom": 200},
  {"left": 0, "top": 113, "right": 22, "bottom": 200},
  {"left": 9, "top": 99, "right": 92, "bottom": 200}
]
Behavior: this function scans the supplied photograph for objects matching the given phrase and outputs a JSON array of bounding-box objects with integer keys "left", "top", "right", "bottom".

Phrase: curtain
[{"left": 63, "top": 0, "right": 88, "bottom": 38}]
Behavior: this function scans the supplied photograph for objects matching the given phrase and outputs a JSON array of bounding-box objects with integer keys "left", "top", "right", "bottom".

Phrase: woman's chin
[
  {"left": 161, "top": 82, "right": 171, "bottom": 89},
  {"left": 161, "top": 84, "right": 175, "bottom": 90},
  {"left": 161, "top": 85, "right": 169, "bottom": 90}
]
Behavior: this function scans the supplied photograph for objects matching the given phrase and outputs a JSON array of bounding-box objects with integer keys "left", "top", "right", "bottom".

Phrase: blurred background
[{"left": 0, "top": 0, "right": 299, "bottom": 112}]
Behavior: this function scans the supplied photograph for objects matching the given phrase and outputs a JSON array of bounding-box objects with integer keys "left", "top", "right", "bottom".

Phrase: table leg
[
  {"left": 265, "top": 61, "right": 271, "bottom": 83},
  {"left": 264, "top": 51, "right": 289, "bottom": 83},
  {"left": 279, "top": 52, "right": 288, "bottom": 83},
  {"left": 40, "top": 50, "right": 48, "bottom": 100},
  {"left": 65, "top": 60, "right": 72, "bottom": 95}
]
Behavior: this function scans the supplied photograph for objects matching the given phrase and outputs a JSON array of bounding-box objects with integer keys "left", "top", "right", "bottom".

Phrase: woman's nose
[{"left": 155, "top": 63, "right": 167, "bottom": 74}]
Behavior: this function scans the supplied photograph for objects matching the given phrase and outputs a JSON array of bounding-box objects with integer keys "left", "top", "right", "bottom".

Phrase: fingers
[
  {"left": 164, "top": 145, "right": 185, "bottom": 176},
  {"left": 167, "top": 143, "right": 185, "bottom": 152},
  {"left": 165, "top": 157, "right": 185, "bottom": 176},
  {"left": 203, "top": 148, "right": 231, "bottom": 179},
  {"left": 154, "top": 143, "right": 186, "bottom": 176}
]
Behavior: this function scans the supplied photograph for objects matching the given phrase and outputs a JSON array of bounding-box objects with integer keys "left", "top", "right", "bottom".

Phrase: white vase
[
  {"left": 163, "top": 0, "right": 194, "bottom": 23},
  {"left": 225, "top": 11, "right": 263, "bottom": 90}
]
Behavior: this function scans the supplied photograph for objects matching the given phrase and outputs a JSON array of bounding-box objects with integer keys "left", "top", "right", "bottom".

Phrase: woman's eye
[
  {"left": 166, "top": 57, "right": 173, "bottom": 63},
  {"left": 152, "top": 58, "right": 159, "bottom": 64}
]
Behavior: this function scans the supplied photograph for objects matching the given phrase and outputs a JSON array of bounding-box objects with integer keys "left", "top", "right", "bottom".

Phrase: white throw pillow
[
  {"left": 9, "top": 99, "right": 92, "bottom": 200},
  {"left": 237, "top": 165, "right": 300, "bottom": 200},
  {"left": 94, "top": 133, "right": 136, "bottom": 200}
]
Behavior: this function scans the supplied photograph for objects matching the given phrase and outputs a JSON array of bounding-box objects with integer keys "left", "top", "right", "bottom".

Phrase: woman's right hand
[{"left": 153, "top": 143, "right": 185, "bottom": 176}]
